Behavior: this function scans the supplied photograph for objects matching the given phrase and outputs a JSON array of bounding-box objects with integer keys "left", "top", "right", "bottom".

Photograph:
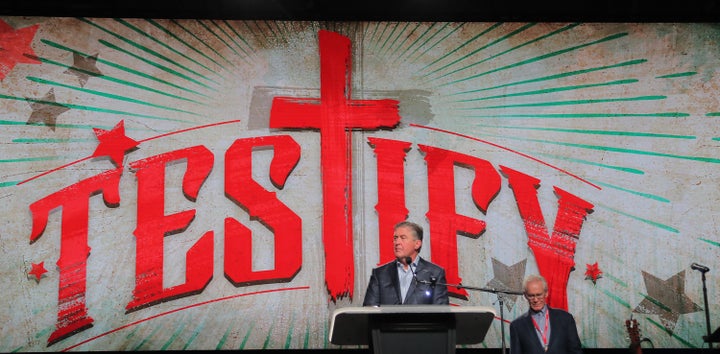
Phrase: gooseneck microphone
[
  {"left": 404, "top": 257, "right": 433, "bottom": 285},
  {"left": 691, "top": 263, "right": 710, "bottom": 273}
]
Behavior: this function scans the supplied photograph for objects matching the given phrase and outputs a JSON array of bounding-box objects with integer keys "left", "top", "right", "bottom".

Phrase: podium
[{"left": 329, "top": 305, "right": 496, "bottom": 354}]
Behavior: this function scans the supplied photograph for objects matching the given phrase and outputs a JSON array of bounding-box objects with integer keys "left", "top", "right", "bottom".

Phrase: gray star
[
  {"left": 26, "top": 88, "right": 70, "bottom": 130},
  {"left": 64, "top": 52, "right": 102, "bottom": 87},
  {"left": 486, "top": 258, "right": 526, "bottom": 311},
  {"left": 633, "top": 270, "right": 702, "bottom": 334}
]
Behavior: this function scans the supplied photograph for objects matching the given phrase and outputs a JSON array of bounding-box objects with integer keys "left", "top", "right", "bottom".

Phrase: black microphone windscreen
[{"left": 691, "top": 263, "right": 710, "bottom": 272}]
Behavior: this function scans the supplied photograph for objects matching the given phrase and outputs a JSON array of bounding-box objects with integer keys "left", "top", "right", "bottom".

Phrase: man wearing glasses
[{"left": 509, "top": 274, "right": 583, "bottom": 354}]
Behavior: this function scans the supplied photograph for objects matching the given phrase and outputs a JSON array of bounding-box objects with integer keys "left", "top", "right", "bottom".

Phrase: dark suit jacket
[
  {"left": 362, "top": 257, "right": 449, "bottom": 306},
  {"left": 509, "top": 307, "right": 583, "bottom": 354}
]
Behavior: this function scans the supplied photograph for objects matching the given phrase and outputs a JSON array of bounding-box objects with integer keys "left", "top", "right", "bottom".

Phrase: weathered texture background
[{"left": 0, "top": 18, "right": 718, "bottom": 351}]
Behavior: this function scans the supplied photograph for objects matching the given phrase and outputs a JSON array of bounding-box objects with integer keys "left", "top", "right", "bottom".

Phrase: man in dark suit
[
  {"left": 509, "top": 274, "right": 582, "bottom": 354},
  {"left": 362, "top": 221, "right": 449, "bottom": 306}
]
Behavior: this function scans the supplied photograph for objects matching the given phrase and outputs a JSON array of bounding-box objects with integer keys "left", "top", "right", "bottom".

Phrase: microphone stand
[
  {"left": 435, "top": 279, "right": 524, "bottom": 354},
  {"left": 691, "top": 263, "right": 712, "bottom": 351},
  {"left": 406, "top": 260, "right": 522, "bottom": 353},
  {"left": 699, "top": 270, "right": 711, "bottom": 350}
]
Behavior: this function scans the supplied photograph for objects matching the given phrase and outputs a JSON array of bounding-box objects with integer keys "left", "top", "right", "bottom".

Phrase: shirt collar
[
  {"left": 531, "top": 305, "right": 548, "bottom": 316},
  {"left": 397, "top": 257, "right": 419, "bottom": 267}
]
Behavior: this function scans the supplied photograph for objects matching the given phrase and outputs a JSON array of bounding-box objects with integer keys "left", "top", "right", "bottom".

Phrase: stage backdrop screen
[{"left": 0, "top": 17, "right": 718, "bottom": 351}]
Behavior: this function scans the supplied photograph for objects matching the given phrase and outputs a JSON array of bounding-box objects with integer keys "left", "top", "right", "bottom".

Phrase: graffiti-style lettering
[
  {"left": 501, "top": 165, "right": 594, "bottom": 310},
  {"left": 24, "top": 29, "right": 598, "bottom": 347},
  {"left": 29, "top": 169, "right": 122, "bottom": 345},
  {"left": 269, "top": 30, "right": 401, "bottom": 300},
  {"left": 421, "top": 145, "right": 502, "bottom": 298},
  {"left": 126, "top": 146, "right": 215, "bottom": 312},
  {"left": 224, "top": 135, "right": 302, "bottom": 285},
  {"left": 368, "top": 137, "right": 412, "bottom": 264}
]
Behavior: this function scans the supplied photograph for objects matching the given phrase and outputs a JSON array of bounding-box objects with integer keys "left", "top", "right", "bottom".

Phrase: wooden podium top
[{"left": 329, "top": 305, "right": 496, "bottom": 346}]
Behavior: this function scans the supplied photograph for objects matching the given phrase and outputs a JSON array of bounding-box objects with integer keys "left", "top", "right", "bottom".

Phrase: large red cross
[{"left": 270, "top": 30, "right": 401, "bottom": 300}]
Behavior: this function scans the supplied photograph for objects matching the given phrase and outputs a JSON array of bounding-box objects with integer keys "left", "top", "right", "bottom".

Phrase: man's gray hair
[
  {"left": 522, "top": 274, "right": 548, "bottom": 293},
  {"left": 394, "top": 221, "right": 423, "bottom": 241}
]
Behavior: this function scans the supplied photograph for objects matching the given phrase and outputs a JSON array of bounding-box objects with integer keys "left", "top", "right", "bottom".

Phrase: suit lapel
[
  {"left": 404, "top": 259, "right": 425, "bottom": 303},
  {"left": 403, "top": 258, "right": 430, "bottom": 304},
  {"left": 525, "top": 311, "right": 546, "bottom": 352},
  {"left": 388, "top": 261, "right": 402, "bottom": 304},
  {"left": 546, "top": 308, "right": 558, "bottom": 351},
  {"left": 405, "top": 274, "right": 418, "bottom": 304}
]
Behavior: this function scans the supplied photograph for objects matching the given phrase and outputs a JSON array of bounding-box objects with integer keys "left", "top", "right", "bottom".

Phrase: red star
[
  {"left": 92, "top": 120, "right": 139, "bottom": 167},
  {"left": 29, "top": 261, "right": 48, "bottom": 282},
  {"left": 0, "top": 19, "right": 41, "bottom": 81},
  {"left": 585, "top": 262, "right": 603, "bottom": 284}
]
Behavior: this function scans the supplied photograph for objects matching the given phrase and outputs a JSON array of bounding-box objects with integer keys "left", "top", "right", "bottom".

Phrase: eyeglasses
[{"left": 524, "top": 292, "right": 546, "bottom": 299}]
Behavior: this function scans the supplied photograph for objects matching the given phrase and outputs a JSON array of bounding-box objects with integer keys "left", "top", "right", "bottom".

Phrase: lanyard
[{"left": 531, "top": 310, "right": 550, "bottom": 350}]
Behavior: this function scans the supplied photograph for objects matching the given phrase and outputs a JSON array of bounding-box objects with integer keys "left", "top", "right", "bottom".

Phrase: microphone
[
  {"left": 405, "top": 257, "right": 433, "bottom": 285},
  {"left": 691, "top": 263, "right": 710, "bottom": 273}
]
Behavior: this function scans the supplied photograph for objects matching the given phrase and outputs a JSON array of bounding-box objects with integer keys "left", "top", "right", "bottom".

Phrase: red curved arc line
[
  {"left": 60, "top": 285, "right": 310, "bottom": 352},
  {"left": 409, "top": 124, "right": 601, "bottom": 190},
  {"left": 16, "top": 120, "right": 243, "bottom": 186},
  {"left": 496, "top": 315, "right": 511, "bottom": 324},
  {"left": 139, "top": 119, "right": 242, "bottom": 143},
  {"left": 17, "top": 156, "right": 93, "bottom": 185}
]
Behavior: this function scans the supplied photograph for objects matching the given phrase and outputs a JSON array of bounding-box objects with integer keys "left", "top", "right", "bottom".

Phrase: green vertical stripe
[
  {"left": 161, "top": 321, "right": 187, "bottom": 350},
  {"left": 183, "top": 321, "right": 204, "bottom": 350},
  {"left": 371, "top": 22, "right": 391, "bottom": 52},
  {"left": 239, "top": 321, "right": 255, "bottom": 349},
  {"left": 409, "top": 23, "right": 466, "bottom": 64},
  {"left": 420, "top": 22, "right": 504, "bottom": 72},
  {"left": 217, "top": 327, "right": 231, "bottom": 350},
  {"left": 387, "top": 22, "right": 422, "bottom": 59},
  {"left": 377, "top": 22, "right": 401, "bottom": 55},
  {"left": 262, "top": 318, "right": 275, "bottom": 349},
  {"left": 392, "top": 22, "right": 445, "bottom": 64},
  {"left": 132, "top": 324, "right": 163, "bottom": 350},
  {"left": 284, "top": 312, "right": 295, "bottom": 349},
  {"left": 223, "top": 19, "right": 256, "bottom": 54}
]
